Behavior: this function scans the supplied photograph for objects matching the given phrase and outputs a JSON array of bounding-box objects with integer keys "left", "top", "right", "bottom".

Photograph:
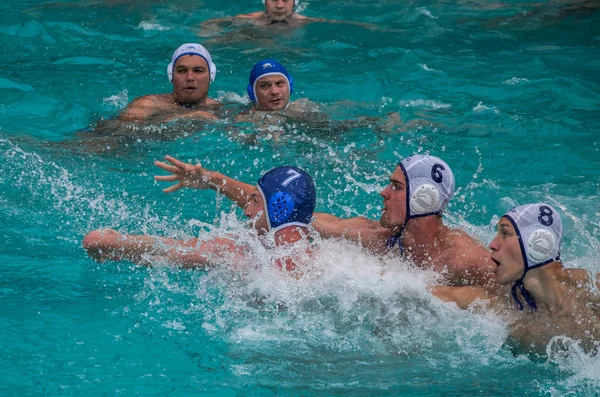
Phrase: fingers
[
  {"left": 154, "top": 175, "right": 179, "bottom": 182},
  {"left": 163, "top": 182, "right": 184, "bottom": 194},
  {"left": 154, "top": 160, "right": 179, "bottom": 173},
  {"left": 164, "top": 155, "right": 187, "bottom": 169}
]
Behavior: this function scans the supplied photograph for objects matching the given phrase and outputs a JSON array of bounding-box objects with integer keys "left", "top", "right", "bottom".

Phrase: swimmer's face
[
  {"left": 265, "top": 0, "right": 295, "bottom": 21},
  {"left": 489, "top": 218, "right": 525, "bottom": 284},
  {"left": 255, "top": 74, "right": 290, "bottom": 111},
  {"left": 379, "top": 166, "right": 408, "bottom": 229},
  {"left": 245, "top": 188, "right": 269, "bottom": 234},
  {"left": 172, "top": 55, "right": 211, "bottom": 104}
]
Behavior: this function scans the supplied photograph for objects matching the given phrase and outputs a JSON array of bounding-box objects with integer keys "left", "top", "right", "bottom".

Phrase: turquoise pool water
[{"left": 1, "top": 0, "right": 600, "bottom": 394}]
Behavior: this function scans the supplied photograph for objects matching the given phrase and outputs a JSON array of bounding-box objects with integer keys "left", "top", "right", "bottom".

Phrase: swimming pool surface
[{"left": 1, "top": 0, "right": 600, "bottom": 395}]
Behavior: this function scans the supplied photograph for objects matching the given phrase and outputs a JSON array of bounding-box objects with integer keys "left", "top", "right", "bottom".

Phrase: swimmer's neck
[
  {"left": 401, "top": 215, "right": 449, "bottom": 261},
  {"left": 173, "top": 95, "right": 209, "bottom": 108},
  {"left": 522, "top": 262, "right": 568, "bottom": 312},
  {"left": 274, "top": 226, "right": 308, "bottom": 246},
  {"left": 254, "top": 102, "right": 291, "bottom": 112},
  {"left": 262, "top": 13, "right": 296, "bottom": 24}
]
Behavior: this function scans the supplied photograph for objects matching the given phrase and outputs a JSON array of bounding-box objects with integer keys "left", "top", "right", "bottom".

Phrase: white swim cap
[
  {"left": 503, "top": 203, "right": 562, "bottom": 271},
  {"left": 167, "top": 43, "right": 216, "bottom": 83},
  {"left": 398, "top": 155, "right": 455, "bottom": 221}
]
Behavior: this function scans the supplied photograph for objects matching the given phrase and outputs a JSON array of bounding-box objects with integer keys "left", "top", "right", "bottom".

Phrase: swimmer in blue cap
[
  {"left": 247, "top": 59, "right": 294, "bottom": 111},
  {"left": 83, "top": 156, "right": 316, "bottom": 273},
  {"left": 235, "top": 59, "right": 322, "bottom": 124},
  {"left": 314, "top": 155, "right": 496, "bottom": 286},
  {"left": 117, "top": 43, "right": 220, "bottom": 123},
  {"left": 433, "top": 203, "right": 600, "bottom": 355}
]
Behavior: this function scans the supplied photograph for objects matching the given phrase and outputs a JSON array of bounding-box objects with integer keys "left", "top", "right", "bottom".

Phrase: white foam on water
[
  {"left": 137, "top": 20, "right": 171, "bottom": 31},
  {"left": 399, "top": 99, "right": 451, "bottom": 110},
  {"left": 473, "top": 101, "right": 500, "bottom": 114},
  {"left": 216, "top": 90, "right": 250, "bottom": 105},
  {"left": 102, "top": 89, "right": 129, "bottom": 110},
  {"left": 417, "top": 7, "right": 438, "bottom": 19},
  {"left": 539, "top": 336, "right": 600, "bottom": 394},
  {"left": 503, "top": 77, "right": 529, "bottom": 85},
  {"left": 419, "top": 64, "right": 440, "bottom": 73}
]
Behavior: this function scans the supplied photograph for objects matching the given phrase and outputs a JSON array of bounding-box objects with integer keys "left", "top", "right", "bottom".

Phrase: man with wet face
[
  {"left": 314, "top": 155, "right": 496, "bottom": 286},
  {"left": 118, "top": 43, "right": 220, "bottom": 123},
  {"left": 234, "top": 59, "right": 321, "bottom": 123},
  {"left": 432, "top": 203, "right": 600, "bottom": 356}
]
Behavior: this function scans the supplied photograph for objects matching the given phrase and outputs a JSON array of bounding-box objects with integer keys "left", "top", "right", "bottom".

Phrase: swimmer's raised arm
[
  {"left": 83, "top": 228, "right": 243, "bottom": 268},
  {"left": 154, "top": 155, "right": 254, "bottom": 209},
  {"left": 313, "top": 213, "right": 392, "bottom": 254}
]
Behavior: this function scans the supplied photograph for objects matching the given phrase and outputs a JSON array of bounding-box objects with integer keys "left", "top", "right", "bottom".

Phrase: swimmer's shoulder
[
  {"left": 131, "top": 94, "right": 174, "bottom": 108},
  {"left": 288, "top": 98, "right": 321, "bottom": 113},
  {"left": 205, "top": 98, "right": 221, "bottom": 106},
  {"left": 235, "top": 11, "right": 265, "bottom": 19}
]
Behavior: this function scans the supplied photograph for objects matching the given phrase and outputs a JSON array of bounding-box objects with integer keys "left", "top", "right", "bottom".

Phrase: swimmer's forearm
[
  {"left": 204, "top": 171, "right": 254, "bottom": 209},
  {"left": 430, "top": 286, "right": 489, "bottom": 309},
  {"left": 102, "top": 234, "right": 211, "bottom": 268},
  {"left": 313, "top": 213, "right": 389, "bottom": 252}
]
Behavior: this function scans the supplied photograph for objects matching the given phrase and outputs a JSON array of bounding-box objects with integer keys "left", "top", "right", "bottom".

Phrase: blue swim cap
[
  {"left": 257, "top": 166, "right": 315, "bottom": 231},
  {"left": 247, "top": 59, "right": 294, "bottom": 102}
]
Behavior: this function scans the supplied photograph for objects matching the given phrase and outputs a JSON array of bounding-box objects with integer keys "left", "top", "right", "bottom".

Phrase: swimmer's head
[
  {"left": 252, "top": 166, "right": 315, "bottom": 232},
  {"left": 167, "top": 43, "right": 216, "bottom": 83},
  {"left": 262, "top": 0, "right": 297, "bottom": 21},
  {"left": 247, "top": 59, "right": 293, "bottom": 111},
  {"left": 493, "top": 203, "right": 562, "bottom": 280},
  {"left": 380, "top": 155, "right": 455, "bottom": 229}
]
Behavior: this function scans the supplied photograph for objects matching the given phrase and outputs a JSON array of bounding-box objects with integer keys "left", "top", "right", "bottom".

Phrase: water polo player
[
  {"left": 314, "top": 154, "right": 496, "bottom": 286},
  {"left": 83, "top": 158, "right": 316, "bottom": 271},
  {"left": 117, "top": 43, "right": 220, "bottom": 122},
  {"left": 433, "top": 203, "right": 600, "bottom": 355}
]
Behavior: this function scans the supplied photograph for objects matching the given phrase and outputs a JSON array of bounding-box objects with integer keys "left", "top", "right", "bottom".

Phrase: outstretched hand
[{"left": 154, "top": 155, "right": 212, "bottom": 193}]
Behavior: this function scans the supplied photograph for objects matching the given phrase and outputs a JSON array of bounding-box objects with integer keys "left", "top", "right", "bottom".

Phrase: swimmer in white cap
[
  {"left": 118, "top": 43, "right": 220, "bottom": 123},
  {"left": 432, "top": 203, "right": 600, "bottom": 355},
  {"left": 83, "top": 156, "right": 316, "bottom": 275},
  {"left": 314, "top": 155, "right": 496, "bottom": 286}
]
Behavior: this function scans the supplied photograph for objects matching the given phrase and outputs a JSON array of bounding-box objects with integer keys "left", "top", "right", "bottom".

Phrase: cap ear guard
[
  {"left": 504, "top": 203, "right": 562, "bottom": 271},
  {"left": 526, "top": 229, "right": 556, "bottom": 263},
  {"left": 409, "top": 184, "right": 440, "bottom": 215},
  {"left": 400, "top": 155, "right": 455, "bottom": 222},
  {"left": 247, "top": 83, "right": 256, "bottom": 102}
]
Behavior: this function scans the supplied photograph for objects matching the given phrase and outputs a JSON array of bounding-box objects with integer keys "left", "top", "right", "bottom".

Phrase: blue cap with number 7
[
  {"left": 257, "top": 166, "right": 316, "bottom": 231},
  {"left": 398, "top": 155, "right": 455, "bottom": 222}
]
